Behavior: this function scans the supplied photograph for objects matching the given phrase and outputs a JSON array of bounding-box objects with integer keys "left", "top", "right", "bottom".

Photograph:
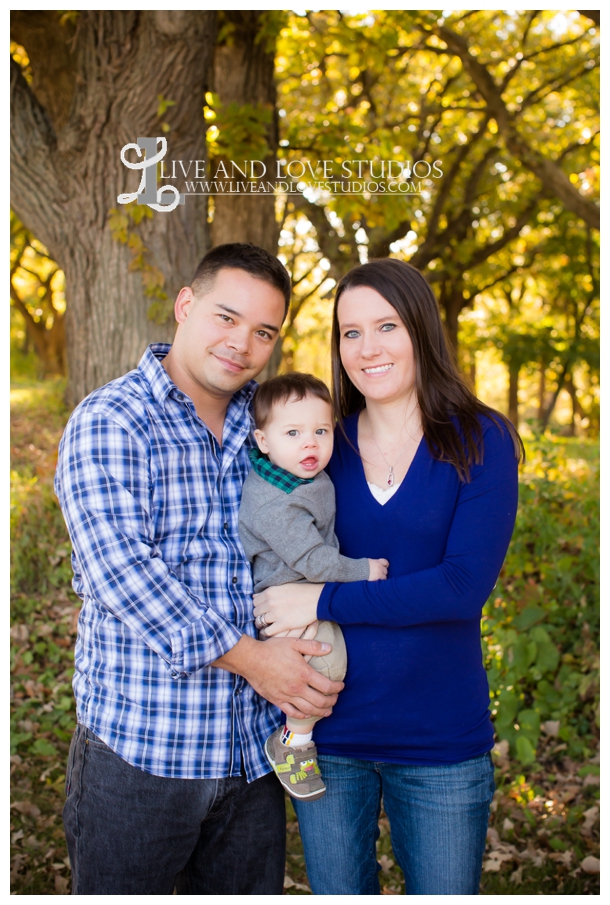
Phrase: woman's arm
[{"left": 319, "top": 422, "right": 519, "bottom": 627}]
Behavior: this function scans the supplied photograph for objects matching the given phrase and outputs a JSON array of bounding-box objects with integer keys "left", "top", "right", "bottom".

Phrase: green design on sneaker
[{"left": 264, "top": 728, "right": 326, "bottom": 800}]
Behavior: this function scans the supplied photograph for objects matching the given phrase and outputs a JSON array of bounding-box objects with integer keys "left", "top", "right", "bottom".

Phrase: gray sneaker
[{"left": 265, "top": 728, "right": 326, "bottom": 801}]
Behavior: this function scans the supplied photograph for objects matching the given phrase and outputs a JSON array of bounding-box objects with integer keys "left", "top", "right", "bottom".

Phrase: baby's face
[{"left": 254, "top": 394, "right": 334, "bottom": 479}]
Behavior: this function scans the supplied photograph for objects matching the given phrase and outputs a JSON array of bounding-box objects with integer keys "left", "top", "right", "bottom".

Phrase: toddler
[{"left": 239, "top": 372, "right": 388, "bottom": 801}]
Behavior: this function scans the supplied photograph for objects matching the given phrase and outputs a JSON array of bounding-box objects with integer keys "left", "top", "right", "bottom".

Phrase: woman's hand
[{"left": 253, "top": 583, "right": 323, "bottom": 636}]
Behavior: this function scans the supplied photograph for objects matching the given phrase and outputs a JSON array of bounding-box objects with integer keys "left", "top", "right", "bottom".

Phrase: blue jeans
[
  {"left": 294, "top": 753, "right": 495, "bottom": 895},
  {"left": 63, "top": 725, "right": 286, "bottom": 894}
]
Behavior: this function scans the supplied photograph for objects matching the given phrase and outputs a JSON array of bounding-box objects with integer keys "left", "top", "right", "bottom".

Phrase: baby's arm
[{"left": 258, "top": 496, "right": 382, "bottom": 584}]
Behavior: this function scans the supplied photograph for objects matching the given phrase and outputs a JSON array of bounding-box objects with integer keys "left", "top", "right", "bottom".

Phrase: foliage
[
  {"left": 484, "top": 437, "right": 599, "bottom": 765},
  {"left": 205, "top": 92, "right": 274, "bottom": 162},
  {"left": 10, "top": 211, "right": 66, "bottom": 376},
  {"left": 107, "top": 201, "right": 172, "bottom": 324},
  {"left": 10, "top": 380, "right": 77, "bottom": 893},
  {"left": 273, "top": 9, "right": 599, "bottom": 410},
  {"left": 10, "top": 377, "right": 599, "bottom": 894}
]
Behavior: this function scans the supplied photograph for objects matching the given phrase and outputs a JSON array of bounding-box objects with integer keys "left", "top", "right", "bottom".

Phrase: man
[{"left": 55, "top": 243, "right": 343, "bottom": 895}]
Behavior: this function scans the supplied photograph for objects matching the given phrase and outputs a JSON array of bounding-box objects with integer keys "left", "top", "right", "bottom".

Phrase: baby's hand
[{"left": 368, "top": 558, "right": 389, "bottom": 581}]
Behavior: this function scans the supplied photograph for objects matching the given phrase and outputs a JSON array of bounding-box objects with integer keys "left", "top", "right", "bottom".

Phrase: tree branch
[
  {"left": 10, "top": 56, "right": 67, "bottom": 256},
  {"left": 578, "top": 10, "right": 599, "bottom": 27},
  {"left": 435, "top": 23, "right": 600, "bottom": 230}
]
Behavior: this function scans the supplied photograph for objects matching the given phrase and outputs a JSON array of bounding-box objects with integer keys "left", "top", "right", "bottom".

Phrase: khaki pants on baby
[{"left": 288, "top": 620, "right": 347, "bottom": 730}]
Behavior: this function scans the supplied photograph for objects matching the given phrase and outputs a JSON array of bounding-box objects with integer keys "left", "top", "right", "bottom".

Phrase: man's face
[{"left": 172, "top": 268, "right": 286, "bottom": 400}]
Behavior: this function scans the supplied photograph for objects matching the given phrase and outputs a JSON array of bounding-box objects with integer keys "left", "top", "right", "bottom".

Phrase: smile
[
  {"left": 214, "top": 354, "right": 246, "bottom": 373},
  {"left": 363, "top": 364, "right": 393, "bottom": 374}
]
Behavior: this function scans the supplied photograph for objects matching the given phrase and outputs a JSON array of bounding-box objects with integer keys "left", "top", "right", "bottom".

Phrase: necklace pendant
[{"left": 387, "top": 470, "right": 394, "bottom": 487}]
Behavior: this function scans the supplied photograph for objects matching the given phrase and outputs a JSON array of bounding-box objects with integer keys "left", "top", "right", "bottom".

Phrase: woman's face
[{"left": 337, "top": 285, "right": 417, "bottom": 406}]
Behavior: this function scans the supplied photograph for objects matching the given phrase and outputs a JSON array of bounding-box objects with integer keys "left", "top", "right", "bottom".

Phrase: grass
[{"left": 10, "top": 379, "right": 599, "bottom": 894}]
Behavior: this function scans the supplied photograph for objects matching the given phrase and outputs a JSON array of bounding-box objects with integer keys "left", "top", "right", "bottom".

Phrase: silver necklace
[
  {"left": 364, "top": 405, "right": 421, "bottom": 487},
  {"left": 367, "top": 430, "right": 412, "bottom": 487}
]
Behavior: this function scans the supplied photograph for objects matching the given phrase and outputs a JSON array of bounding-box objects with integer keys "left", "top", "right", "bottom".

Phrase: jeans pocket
[
  {"left": 65, "top": 724, "right": 81, "bottom": 797},
  {"left": 84, "top": 727, "right": 114, "bottom": 752}
]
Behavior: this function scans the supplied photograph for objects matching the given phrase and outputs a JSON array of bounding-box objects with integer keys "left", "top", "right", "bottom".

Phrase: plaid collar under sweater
[{"left": 248, "top": 447, "right": 314, "bottom": 494}]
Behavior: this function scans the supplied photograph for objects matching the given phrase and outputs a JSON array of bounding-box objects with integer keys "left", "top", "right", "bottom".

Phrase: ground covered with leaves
[{"left": 11, "top": 380, "right": 599, "bottom": 895}]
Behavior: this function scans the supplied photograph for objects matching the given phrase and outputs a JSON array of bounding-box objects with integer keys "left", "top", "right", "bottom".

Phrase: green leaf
[
  {"left": 30, "top": 738, "right": 59, "bottom": 757},
  {"left": 577, "top": 764, "right": 600, "bottom": 777},
  {"left": 515, "top": 735, "right": 537, "bottom": 765},
  {"left": 513, "top": 607, "right": 546, "bottom": 630}
]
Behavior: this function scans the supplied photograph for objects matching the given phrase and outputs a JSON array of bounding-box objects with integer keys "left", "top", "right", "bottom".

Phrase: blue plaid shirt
[{"left": 54, "top": 344, "right": 281, "bottom": 780}]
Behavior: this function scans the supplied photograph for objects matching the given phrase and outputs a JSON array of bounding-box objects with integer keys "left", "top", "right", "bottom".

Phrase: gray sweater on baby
[{"left": 239, "top": 469, "right": 370, "bottom": 593}]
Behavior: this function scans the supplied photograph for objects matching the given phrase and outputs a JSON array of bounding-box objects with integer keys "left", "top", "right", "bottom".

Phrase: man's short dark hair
[
  {"left": 191, "top": 243, "right": 291, "bottom": 316},
  {"left": 252, "top": 372, "right": 332, "bottom": 429}
]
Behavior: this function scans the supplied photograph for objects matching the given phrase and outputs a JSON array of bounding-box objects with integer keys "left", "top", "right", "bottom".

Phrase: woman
[{"left": 254, "top": 259, "right": 522, "bottom": 895}]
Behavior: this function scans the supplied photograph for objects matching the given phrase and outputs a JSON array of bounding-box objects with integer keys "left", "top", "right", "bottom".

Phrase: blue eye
[
  {"left": 343, "top": 330, "right": 360, "bottom": 339},
  {"left": 315, "top": 428, "right": 327, "bottom": 435},
  {"left": 287, "top": 430, "right": 298, "bottom": 437},
  {"left": 380, "top": 323, "right": 396, "bottom": 332}
]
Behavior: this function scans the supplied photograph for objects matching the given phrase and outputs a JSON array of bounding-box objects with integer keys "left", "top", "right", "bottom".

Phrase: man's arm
[
  {"left": 55, "top": 410, "right": 244, "bottom": 677},
  {"left": 213, "top": 634, "right": 343, "bottom": 720}
]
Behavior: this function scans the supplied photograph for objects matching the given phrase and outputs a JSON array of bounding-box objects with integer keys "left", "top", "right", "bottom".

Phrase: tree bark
[
  {"left": 439, "top": 280, "right": 466, "bottom": 357},
  {"left": 508, "top": 361, "right": 520, "bottom": 428},
  {"left": 211, "top": 12, "right": 278, "bottom": 253},
  {"left": 11, "top": 11, "right": 215, "bottom": 405},
  {"left": 537, "top": 359, "right": 547, "bottom": 425}
]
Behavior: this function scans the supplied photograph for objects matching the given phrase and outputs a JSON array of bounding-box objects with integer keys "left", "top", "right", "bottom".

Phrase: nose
[
  {"left": 226, "top": 326, "right": 251, "bottom": 356},
  {"left": 360, "top": 330, "right": 382, "bottom": 359},
  {"left": 303, "top": 433, "right": 319, "bottom": 448}
]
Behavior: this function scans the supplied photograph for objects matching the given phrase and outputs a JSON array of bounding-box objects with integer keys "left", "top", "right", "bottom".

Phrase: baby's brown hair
[{"left": 252, "top": 373, "right": 332, "bottom": 429}]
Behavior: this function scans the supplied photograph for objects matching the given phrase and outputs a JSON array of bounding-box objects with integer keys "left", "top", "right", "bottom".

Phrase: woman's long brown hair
[{"left": 331, "top": 258, "right": 524, "bottom": 481}]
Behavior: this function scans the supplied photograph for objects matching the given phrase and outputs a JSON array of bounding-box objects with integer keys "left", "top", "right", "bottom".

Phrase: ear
[
  {"left": 253, "top": 429, "right": 269, "bottom": 454},
  {"left": 174, "top": 286, "right": 196, "bottom": 325}
]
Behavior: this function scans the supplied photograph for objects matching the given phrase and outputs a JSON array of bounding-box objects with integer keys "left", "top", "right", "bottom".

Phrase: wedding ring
[{"left": 255, "top": 613, "right": 269, "bottom": 630}]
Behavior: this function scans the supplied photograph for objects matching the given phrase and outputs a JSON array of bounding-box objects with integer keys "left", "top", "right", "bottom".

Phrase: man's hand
[{"left": 213, "top": 634, "right": 343, "bottom": 720}]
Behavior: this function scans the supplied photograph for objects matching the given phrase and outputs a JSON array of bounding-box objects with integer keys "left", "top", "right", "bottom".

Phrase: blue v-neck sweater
[{"left": 315, "top": 411, "right": 518, "bottom": 765}]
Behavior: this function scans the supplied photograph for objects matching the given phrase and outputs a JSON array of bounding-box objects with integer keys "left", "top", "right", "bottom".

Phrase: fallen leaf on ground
[
  {"left": 510, "top": 865, "right": 524, "bottom": 885},
  {"left": 541, "top": 720, "right": 560, "bottom": 737},
  {"left": 583, "top": 774, "right": 600, "bottom": 786},
  {"left": 581, "top": 805, "right": 599, "bottom": 835},
  {"left": 284, "top": 874, "right": 311, "bottom": 892},
  {"left": 11, "top": 801, "right": 41, "bottom": 818}
]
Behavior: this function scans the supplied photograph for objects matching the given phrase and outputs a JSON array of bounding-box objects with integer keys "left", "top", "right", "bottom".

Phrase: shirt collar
[
  {"left": 248, "top": 447, "right": 313, "bottom": 494},
  {"left": 138, "top": 343, "right": 257, "bottom": 416}
]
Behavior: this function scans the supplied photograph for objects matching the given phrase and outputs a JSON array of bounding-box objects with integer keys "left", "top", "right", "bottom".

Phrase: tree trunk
[
  {"left": 11, "top": 11, "right": 215, "bottom": 405},
  {"left": 211, "top": 12, "right": 278, "bottom": 254},
  {"left": 439, "top": 281, "right": 466, "bottom": 358},
  {"left": 211, "top": 12, "right": 281, "bottom": 381},
  {"left": 537, "top": 359, "right": 547, "bottom": 425},
  {"left": 508, "top": 360, "right": 520, "bottom": 428},
  {"left": 564, "top": 371, "right": 583, "bottom": 436}
]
